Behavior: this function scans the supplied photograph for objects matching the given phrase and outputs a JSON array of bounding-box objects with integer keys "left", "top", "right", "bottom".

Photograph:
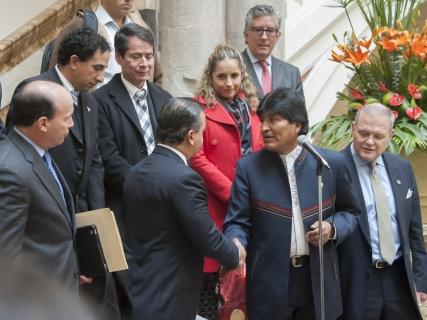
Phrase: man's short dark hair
[
  {"left": 257, "top": 87, "right": 308, "bottom": 135},
  {"left": 115, "top": 23, "right": 155, "bottom": 57},
  {"left": 157, "top": 98, "right": 203, "bottom": 145},
  {"left": 57, "top": 28, "right": 110, "bottom": 66},
  {"left": 12, "top": 85, "right": 55, "bottom": 127}
]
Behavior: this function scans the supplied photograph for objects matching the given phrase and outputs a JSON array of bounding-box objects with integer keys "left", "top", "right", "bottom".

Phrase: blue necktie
[
  {"left": 70, "top": 90, "right": 79, "bottom": 106},
  {"left": 42, "top": 152, "right": 65, "bottom": 203}
]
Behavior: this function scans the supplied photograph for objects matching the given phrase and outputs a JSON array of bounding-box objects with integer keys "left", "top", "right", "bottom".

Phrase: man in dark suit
[
  {"left": 223, "top": 88, "right": 360, "bottom": 320},
  {"left": 7, "top": 28, "right": 110, "bottom": 213},
  {"left": 123, "top": 97, "right": 245, "bottom": 320},
  {"left": 93, "top": 25, "right": 172, "bottom": 318},
  {"left": 6, "top": 28, "right": 121, "bottom": 320},
  {"left": 93, "top": 23, "right": 172, "bottom": 235},
  {"left": 0, "top": 80, "right": 79, "bottom": 293},
  {"left": 338, "top": 103, "right": 427, "bottom": 320},
  {"left": 241, "top": 4, "right": 304, "bottom": 99}
]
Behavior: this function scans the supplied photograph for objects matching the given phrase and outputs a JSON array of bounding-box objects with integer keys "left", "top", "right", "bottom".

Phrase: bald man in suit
[{"left": 0, "top": 81, "right": 79, "bottom": 293}]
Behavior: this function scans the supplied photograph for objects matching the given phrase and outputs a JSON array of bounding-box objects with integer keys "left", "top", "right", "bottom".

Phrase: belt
[
  {"left": 373, "top": 260, "right": 391, "bottom": 269},
  {"left": 291, "top": 255, "right": 310, "bottom": 268}
]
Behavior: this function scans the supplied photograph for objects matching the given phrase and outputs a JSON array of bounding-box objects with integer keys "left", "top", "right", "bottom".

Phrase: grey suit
[
  {"left": 0, "top": 130, "right": 79, "bottom": 293},
  {"left": 241, "top": 49, "right": 304, "bottom": 99}
]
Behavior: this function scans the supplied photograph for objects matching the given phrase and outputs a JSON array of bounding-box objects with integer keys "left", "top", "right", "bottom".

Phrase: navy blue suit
[
  {"left": 338, "top": 146, "right": 427, "bottom": 320},
  {"left": 124, "top": 146, "right": 239, "bottom": 320},
  {"left": 224, "top": 147, "right": 360, "bottom": 320}
]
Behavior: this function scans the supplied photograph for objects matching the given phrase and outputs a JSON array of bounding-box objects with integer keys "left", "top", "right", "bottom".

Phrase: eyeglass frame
[{"left": 249, "top": 27, "right": 279, "bottom": 37}]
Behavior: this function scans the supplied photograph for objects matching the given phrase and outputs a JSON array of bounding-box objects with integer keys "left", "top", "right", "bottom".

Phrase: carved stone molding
[{"left": 0, "top": 0, "right": 97, "bottom": 76}]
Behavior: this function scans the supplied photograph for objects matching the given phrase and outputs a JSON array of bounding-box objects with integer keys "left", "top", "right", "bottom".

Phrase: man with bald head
[
  {"left": 339, "top": 103, "right": 427, "bottom": 319},
  {"left": 0, "top": 81, "right": 79, "bottom": 293}
]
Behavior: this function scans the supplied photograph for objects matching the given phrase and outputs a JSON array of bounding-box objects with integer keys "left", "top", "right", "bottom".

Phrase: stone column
[
  {"left": 160, "top": 0, "right": 225, "bottom": 96},
  {"left": 225, "top": 0, "right": 287, "bottom": 59}
]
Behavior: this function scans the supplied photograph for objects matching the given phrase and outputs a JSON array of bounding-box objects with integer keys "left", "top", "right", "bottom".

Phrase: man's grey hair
[
  {"left": 244, "top": 4, "right": 281, "bottom": 32},
  {"left": 354, "top": 103, "right": 395, "bottom": 129}
]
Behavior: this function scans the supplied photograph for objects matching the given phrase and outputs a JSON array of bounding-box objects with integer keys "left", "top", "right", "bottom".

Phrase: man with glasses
[{"left": 242, "top": 5, "right": 304, "bottom": 99}]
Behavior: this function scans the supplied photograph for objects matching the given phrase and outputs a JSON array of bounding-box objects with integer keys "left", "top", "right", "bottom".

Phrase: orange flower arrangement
[{"left": 312, "top": 0, "right": 427, "bottom": 155}]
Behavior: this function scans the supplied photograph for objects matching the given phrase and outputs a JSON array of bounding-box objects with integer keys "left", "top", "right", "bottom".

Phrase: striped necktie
[
  {"left": 134, "top": 89, "right": 155, "bottom": 154},
  {"left": 70, "top": 90, "right": 79, "bottom": 106}
]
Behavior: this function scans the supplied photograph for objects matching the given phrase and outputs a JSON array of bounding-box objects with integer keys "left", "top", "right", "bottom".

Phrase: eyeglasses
[{"left": 250, "top": 27, "right": 278, "bottom": 37}]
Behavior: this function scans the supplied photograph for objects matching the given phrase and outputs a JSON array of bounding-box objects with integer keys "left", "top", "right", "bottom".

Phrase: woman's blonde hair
[{"left": 194, "top": 44, "right": 258, "bottom": 109}]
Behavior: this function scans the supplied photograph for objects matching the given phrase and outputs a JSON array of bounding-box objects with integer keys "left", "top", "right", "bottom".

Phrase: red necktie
[{"left": 259, "top": 60, "right": 272, "bottom": 94}]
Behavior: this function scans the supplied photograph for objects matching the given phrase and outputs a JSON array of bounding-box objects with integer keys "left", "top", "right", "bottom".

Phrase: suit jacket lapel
[
  {"left": 271, "top": 57, "right": 282, "bottom": 90},
  {"left": 242, "top": 49, "right": 263, "bottom": 97},
  {"left": 382, "top": 153, "right": 406, "bottom": 237},
  {"left": 70, "top": 105, "right": 83, "bottom": 145},
  {"left": 53, "top": 159, "right": 75, "bottom": 229},
  {"left": 48, "top": 68, "right": 83, "bottom": 144},
  {"left": 145, "top": 88, "right": 158, "bottom": 138},
  {"left": 343, "top": 146, "right": 371, "bottom": 243},
  {"left": 79, "top": 93, "right": 93, "bottom": 148},
  {"left": 110, "top": 76, "right": 145, "bottom": 139},
  {"left": 10, "top": 132, "right": 74, "bottom": 229}
]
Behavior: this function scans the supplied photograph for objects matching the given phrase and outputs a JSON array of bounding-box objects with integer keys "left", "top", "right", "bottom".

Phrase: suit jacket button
[
  {"left": 76, "top": 169, "right": 83, "bottom": 176},
  {"left": 77, "top": 148, "right": 84, "bottom": 154},
  {"left": 211, "top": 139, "right": 218, "bottom": 145}
]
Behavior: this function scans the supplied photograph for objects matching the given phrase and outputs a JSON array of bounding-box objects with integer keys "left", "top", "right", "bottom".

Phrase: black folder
[{"left": 75, "top": 224, "right": 108, "bottom": 277}]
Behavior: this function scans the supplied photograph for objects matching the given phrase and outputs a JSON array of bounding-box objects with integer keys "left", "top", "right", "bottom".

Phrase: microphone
[{"left": 297, "top": 135, "right": 330, "bottom": 169}]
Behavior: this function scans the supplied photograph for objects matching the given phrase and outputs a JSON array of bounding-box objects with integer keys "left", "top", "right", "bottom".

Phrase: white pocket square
[{"left": 406, "top": 188, "right": 413, "bottom": 199}]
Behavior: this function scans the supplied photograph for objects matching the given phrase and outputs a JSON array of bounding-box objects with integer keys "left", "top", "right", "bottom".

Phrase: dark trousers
[
  {"left": 287, "top": 261, "right": 315, "bottom": 320},
  {"left": 363, "top": 258, "right": 421, "bottom": 320}
]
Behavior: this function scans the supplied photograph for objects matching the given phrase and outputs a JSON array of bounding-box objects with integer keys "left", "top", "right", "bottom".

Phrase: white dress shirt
[
  {"left": 350, "top": 144, "right": 401, "bottom": 262},
  {"left": 280, "top": 146, "right": 309, "bottom": 256},
  {"left": 158, "top": 144, "right": 188, "bottom": 166},
  {"left": 55, "top": 65, "right": 76, "bottom": 93},
  {"left": 95, "top": 5, "right": 131, "bottom": 84},
  {"left": 246, "top": 48, "right": 273, "bottom": 86},
  {"left": 121, "top": 75, "right": 149, "bottom": 116},
  {"left": 14, "top": 128, "right": 45, "bottom": 157}
]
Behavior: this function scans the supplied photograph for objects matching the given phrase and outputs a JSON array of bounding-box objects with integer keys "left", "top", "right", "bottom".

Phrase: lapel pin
[
  {"left": 396, "top": 179, "right": 401, "bottom": 185},
  {"left": 86, "top": 106, "right": 91, "bottom": 112}
]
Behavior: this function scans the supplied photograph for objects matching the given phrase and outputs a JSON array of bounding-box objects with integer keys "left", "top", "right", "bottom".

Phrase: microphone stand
[{"left": 316, "top": 160, "right": 326, "bottom": 320}]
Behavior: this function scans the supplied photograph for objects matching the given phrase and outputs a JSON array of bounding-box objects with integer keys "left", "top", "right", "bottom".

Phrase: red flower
[
  {"left": 378, "top": 82, "right": 389, "bottom": 93},
  {"left": 350, "top": 89, "right": 364, "bottom": 100},
  {"left": 391, "top": 110, "right": 399, "bottom": 120},
  {"left": 406, "top": 106, "right": 423, "bottom": 120},
  {"left": 389, "top": 93, "right": 405, "bottom": 106},
  {"left": 407, "top": 83, "right": 422, "bottom": 99}
]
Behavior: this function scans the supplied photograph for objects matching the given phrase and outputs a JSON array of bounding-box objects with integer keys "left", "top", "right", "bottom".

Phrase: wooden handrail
[{"left": 0, "top": 0, "right": 97, "bottom": 76}]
